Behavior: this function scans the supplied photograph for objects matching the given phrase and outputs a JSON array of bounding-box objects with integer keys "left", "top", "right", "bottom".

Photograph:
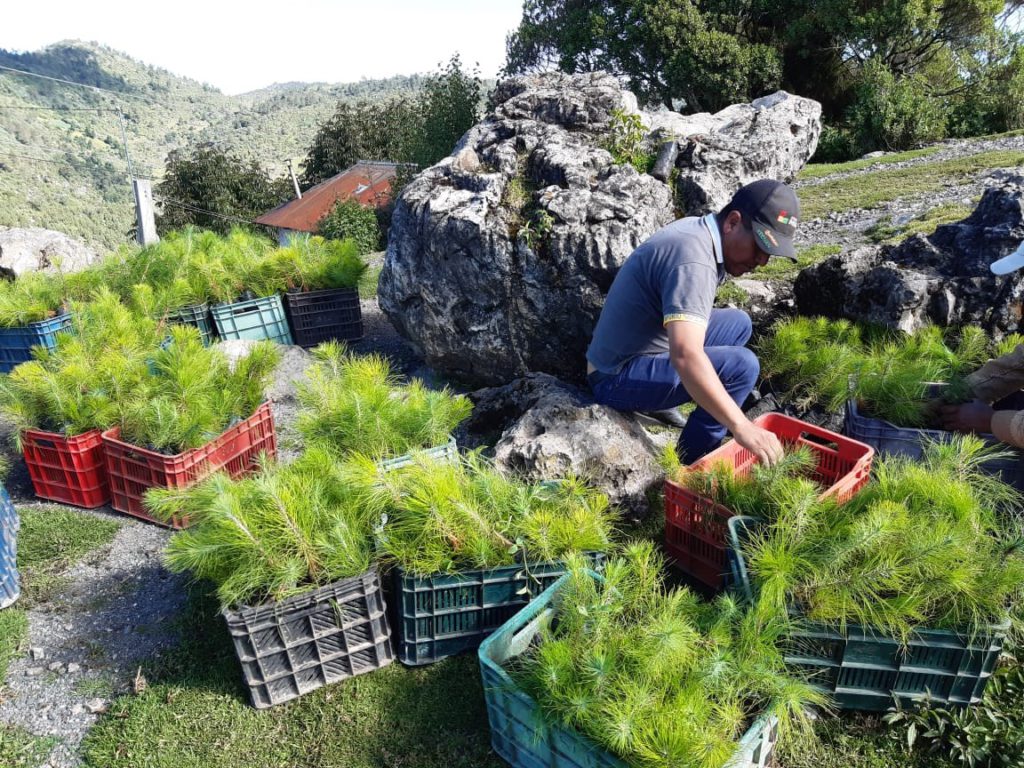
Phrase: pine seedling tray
[
  {"left": 223, "top": 568, "right": 393, "bottom": 709},
  {"left": 478, "top": 572, "right": 779, "bottom": 768},
  {"left": 727, "top": 516, "right": 1009, "bottom": 712},
  {"left": 211, "top": 295, "right": 293, "bottom": 345},
  {"left": 283, "top": 287, "right": 363, "bottom": 348},
  {"left": 165, "top": 303, "right": 216, "bottom": 346},
  {"left": 101, "top": 402, "right": 276, "bottom": 527},
  {"left": 0, "top": 313, "right": 73, "bottom": 373},
  {"left": 392, "top": 552, "right": 606, "bottom": 666},
  {"left": 664, "top": 413, "right": 874, "bottom": 592},
  {"left": 0, "top": 485, "right": 19, "bottom": 610},
  {"left": 22, "top": 428, "right": 110, "bottom": 509}
]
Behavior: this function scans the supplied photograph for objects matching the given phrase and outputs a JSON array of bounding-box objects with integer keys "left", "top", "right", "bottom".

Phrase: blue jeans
[{"left": 589, "top": 308, "right": 759, "bottom": 464}]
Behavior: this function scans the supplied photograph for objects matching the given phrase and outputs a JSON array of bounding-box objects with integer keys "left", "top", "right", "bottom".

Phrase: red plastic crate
[
  {"left": 664, "top": 413, "right": 874, "bottom": 592},
  {"left": 101, "top": 402, "right": 277, "bottom": 527},
  {"left": 22, "top": 428, "right": 110, "bottom": 509}
]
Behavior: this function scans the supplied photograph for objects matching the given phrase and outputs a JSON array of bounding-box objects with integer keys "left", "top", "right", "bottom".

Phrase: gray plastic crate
[
  {"left": 844, "top": 399, "right": 1024, "bottom": 490},
  {"left": 0, "top": 485, "right": 19, "bottom": 610},
  {"left": 377, "top": 437, "right": 459, "bottom": 472},
  {"left": 222, "top": 569, "right": 393, "bottom": 708}
]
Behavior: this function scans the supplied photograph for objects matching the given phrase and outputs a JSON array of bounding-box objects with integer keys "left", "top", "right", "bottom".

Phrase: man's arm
[{"left": 667, "top": 320, "right": 784, "bottom": 466}]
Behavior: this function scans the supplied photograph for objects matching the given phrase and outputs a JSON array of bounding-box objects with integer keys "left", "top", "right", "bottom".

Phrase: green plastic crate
[
  {"left": 377, "top": 437, "right": 458, "bottom": 472},
  {"left": 392, "top": 553, "right": 606, "bottom": 666},
  {"left": 727, "top": 516, "right": 1008, "bottom": 711},
  {"left": 478, "top": 572, "right": 779, "bottom": 768},
  {"left": 212, "top": 295, "right": 293, "bottom": 345},
  {"left": 165, "top": 303, "right": 215, "bottom": 346}
]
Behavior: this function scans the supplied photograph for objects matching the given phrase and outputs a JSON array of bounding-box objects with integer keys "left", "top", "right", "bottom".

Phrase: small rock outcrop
[
  {"left": 462, "top": 374, "right": 664, "bottom": 516},
  {"left": 795, "top": 173, "right": 1024, "bottom": 337},
  {"left": 380, "top": 72, "right": 822, "bottom": 387},
  {"left": 0, "top": 227, "right": 98, "bottom": 278}
]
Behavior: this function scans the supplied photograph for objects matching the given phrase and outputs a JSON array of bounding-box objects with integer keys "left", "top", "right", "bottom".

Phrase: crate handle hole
[{"left": 799, "top": 432, "right": 839, "bottom": 452}]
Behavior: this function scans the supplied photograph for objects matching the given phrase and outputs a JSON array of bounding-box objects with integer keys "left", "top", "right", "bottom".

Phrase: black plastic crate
[
  {"left": 283, "top": 288, "right": 363, "bottom": 348},
  {"left": 165, "top": 303, "right": 215, "bottom": 346},
  {"left": 392, "top": 553, "right": 606, "bottom": 666},
  {"left": 222, "top": 569, "right": 393, "bottom": 708}
]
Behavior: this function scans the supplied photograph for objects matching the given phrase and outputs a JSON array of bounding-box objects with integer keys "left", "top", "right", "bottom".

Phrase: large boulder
[
  {"left": 0, "top": 227, "right": 98, "bottom": 278},
  {"left": 795, "top": 173, "right": 1024, "bottom": 337},
  {"left": 462, "top": 373, "right": 664, "bottom": 516},
  {"left": 380, "top": 72, "right": 822, "bottom": 387}
]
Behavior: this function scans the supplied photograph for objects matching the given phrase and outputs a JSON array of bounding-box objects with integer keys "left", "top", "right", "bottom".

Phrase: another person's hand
[
  {"left": 939, "top": 399, "right": 994, "bottom": 434},
  {"left": 732, "top": 420, "right": 785, "bottom": 467}
]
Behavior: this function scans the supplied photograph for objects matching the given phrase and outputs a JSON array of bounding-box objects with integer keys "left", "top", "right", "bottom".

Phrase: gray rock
[
  {"left": 463, "top": 374, "right": 663, "bottom": 516},
  {"left": 47, "top": 661, "right": 63, "bottom": 673},
  {"left": 30, "top": 646, "right": 45, "bottom": 661},
  {"left": 66, "top": 663, "right": 81, "bottom": 674},
  {"left": 794, "top": 174, "right": 1024, "bottom": 338},
  {"left": 381, "top": 73, "right": 821, "bottom": 386},
  {"left": 25, "top": 666, "right": 44, "bottom": 676},
  {"left": 84, "top": 698, "right": 107, "bottom": 714},
  {"left": 0, "top": 227, "right": 98, "bottom": 278}
]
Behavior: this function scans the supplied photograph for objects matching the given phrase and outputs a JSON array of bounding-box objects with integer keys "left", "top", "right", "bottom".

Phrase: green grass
[
  {"left": 0, "top": 506, "right": 120, "bottom": 682},
  {"left": 0, "top": 725, "right": 60, "bottom": 768},
  {"left": 778, "top": 715, "right": 954, "bottom": 768},
  {"left": 751, "top": 244, "right": 842, "bottom": 281},
  {"left": 800, "top": 150, "right": 1024, "bottom": 220},
  {"left": 716, "top": 281, "right": 750, "bottom": 306},
  {"left": 81, "top": 585, "right": 503, "bottom": 768},
  {"left": 358, "top": 264, "right": 382, "bottom": 299},
  {"left": 865, "top": 202, "right": 976, "bottom": 245},
  {"left": 799, "top": 146, "right": 945, "bottom": 180}
]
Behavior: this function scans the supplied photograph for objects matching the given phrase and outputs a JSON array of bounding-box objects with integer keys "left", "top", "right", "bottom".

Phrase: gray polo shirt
[{"left": 587, "top": 215, "right": 725, "bottom": 374}]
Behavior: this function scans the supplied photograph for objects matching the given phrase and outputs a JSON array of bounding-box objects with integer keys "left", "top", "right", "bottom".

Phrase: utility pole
[
  {"left": 133, "top": 178, "right": 159, "bottom": 245},
  {"left": 287, "top": 159, "right": 302, "bottom": 199}
]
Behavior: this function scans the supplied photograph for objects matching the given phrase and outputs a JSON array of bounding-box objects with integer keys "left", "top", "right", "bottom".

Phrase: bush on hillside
[
  {"left": 317, "top": 199, "right": 380, "bottom": 255},
  {"left": 848, "top": 59, "right": 949, "bottom": 152}
]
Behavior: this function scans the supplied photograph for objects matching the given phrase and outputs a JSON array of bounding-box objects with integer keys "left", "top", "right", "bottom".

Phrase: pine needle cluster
[
  {"left": 150, "top": 447, "right": 375, "bottom": 608},
  {"left": 369, "top": 452, "right": 615, "bottom": 575},
  {"left": 0, "top": 289, "right": 164, "bottom": 446},
  {"left": 738, "top": 436, "right": 1024, "bottom": 640},
  {"left": 513, "top": 542, "right": 826, "bottom": 768},
  {"left": 757, "top": 318, "right": 1000, "bottom": 426},
  {"left": 118, "top": 325, "right": 280, "bottom": 453},
  {"left": 296, "top": 342, "right": 472, "bottom": 460},
  {"left": 0, "top": 271, "right": 69, "bottom": 327}
]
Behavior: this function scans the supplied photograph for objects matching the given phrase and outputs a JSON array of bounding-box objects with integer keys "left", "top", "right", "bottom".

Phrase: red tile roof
[{"left": 255, "top": 160, "right": 397, "bottom": 232}]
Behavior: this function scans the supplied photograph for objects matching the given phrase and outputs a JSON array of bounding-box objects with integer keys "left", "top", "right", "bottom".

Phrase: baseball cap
[
  {"left": 990, "top": 240, "right": 1024, "bottom": 275},
  {"left": 729, "top": 179, "right": 800, "bottom": 261}
]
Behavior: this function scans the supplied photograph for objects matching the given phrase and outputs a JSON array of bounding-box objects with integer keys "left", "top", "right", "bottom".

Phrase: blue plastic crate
[
  {"left": 211, "top": 295, "right": 293, "bottom": 345},
  {"left": 0, "top": 485, "right": 20, "bottom": 610},
  {"left": 0, "top": 313, "right": 73, "bottom": 373},
  {"left": 478, "top": 572, "right": 779, "bottom": 768}
]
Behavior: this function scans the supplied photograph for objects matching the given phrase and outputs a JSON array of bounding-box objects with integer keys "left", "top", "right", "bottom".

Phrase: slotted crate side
[
  {"left": 223, "top": 569, "right": 394, "bottom": 709},
  {"left": 0, "top": 486, "right": 19, "bottom": 610},
  {"left": 21, "top": 428, "right": 110, "bottom": 508},
  {"left": 665, "top": 413, "right": 874, "bottom": 592},
  {"left": 283, "top": 288, "right": 363, "bottom": 347},
  {"left": 377, "top": 437, "right": 459, "bottom": 472},
  {"left": 0, "top": 313, "right": 73, "bottom": 373},
  {"left": 478, "top": 573, "right": 779, "bottom": 768},
  {"left": 101, "top": 402, "right": 276, "bottom": 526},
  {"left": 393, "top": 554, "right": 606, "bottom": 666},
  {"left": 211, "top": 295, "right": 293, "bottom": 345},
  {"left": 728, "top": 516, "right": 1008, "bottom": 711},
  {"left": 165, "top": 303, "right": 215, "bottom": 346}
]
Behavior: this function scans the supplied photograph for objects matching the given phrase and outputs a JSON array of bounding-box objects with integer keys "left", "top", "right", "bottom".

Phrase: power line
[
  {"left": 154, "top": 197, "right": 261, "bottom": 226},
  {"left": 0, "top": 64, "right": 155, "bottom": 103},
  {"left": 0, "top": 104, "right": 120, "bottom": 112}
]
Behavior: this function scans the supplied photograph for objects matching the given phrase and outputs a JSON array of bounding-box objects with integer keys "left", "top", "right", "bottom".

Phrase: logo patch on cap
[{"left": 777, "top": 211, "right": 797, "bottom": 227}]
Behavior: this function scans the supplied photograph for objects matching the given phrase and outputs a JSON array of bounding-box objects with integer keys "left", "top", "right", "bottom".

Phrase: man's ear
[{"left": 721, "top": 210, "right": 744, "bottom": 235}]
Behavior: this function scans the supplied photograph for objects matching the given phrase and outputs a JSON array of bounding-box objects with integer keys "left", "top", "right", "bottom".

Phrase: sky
[{"left": 0, "top": 0, "right": 526, "bottom": 94}]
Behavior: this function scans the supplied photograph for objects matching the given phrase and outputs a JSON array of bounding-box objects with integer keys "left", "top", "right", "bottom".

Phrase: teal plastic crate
[
  {"left": 211, "top": 295, "right": 293, "bottom": 345},
  {"left": 393, "top": 553, "right": 606, "bottom": 666},
  {"left": 166, "top": 303, "right": 215, "bottom": 346},
  {"left": 0, "top": 485, "right": 19, "bottom": 610},
  {"left": 478, "top": 572, "right": 779, "bottom": 768},
  {"left": 0, "top": 313, "right": 73, "bottom": 373},
  {"left": 727, "top": 516, "right": 1008, "bottom": 711},
  {"left": 377, "top": 437, "right": 458, "bottom": 472}
]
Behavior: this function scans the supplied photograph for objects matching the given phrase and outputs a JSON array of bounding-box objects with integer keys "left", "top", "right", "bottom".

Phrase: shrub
[
  {"left": 317, "top": 198, "right": 381, "bottom": 255},
  {"left": 602, "top": 108, "right": 654, "bottom": 173},
  {"left": 848, "top": 59, "right": 948, "bottom": 152},
  {"left": 810, "top": 124, "right": 859, "bottom": 164},
  {"left": 267, "top": 235, "right": 367, "bottom": 292},
  {"left": 371, "top": 453, "right": 614, "bottom": 575},
  {"left": 295, "top": 342, "right": 472, "bottom": 460},
  {"left": 150, "top": 447, "right": 375, "bottom": 607}
]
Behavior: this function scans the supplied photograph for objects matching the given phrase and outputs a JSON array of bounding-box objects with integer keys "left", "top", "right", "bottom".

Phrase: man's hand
[
  {"left": 732, "top": 420, "right": 785, "bottom": 466},
  {"left": 939, "top": 399, "right": 994, "bottom": 434}
]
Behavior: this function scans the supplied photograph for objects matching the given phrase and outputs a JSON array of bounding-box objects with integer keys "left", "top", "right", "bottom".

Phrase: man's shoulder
[{"left": 637, "top": 216, "right": 715, "bottom": 267}]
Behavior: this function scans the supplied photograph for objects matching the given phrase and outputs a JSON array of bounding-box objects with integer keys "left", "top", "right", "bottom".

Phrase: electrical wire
[
  {"left": 154, "top": 197, "right": 261, "bottom": 226},
  {"left": 0, "top": 64, "right": 156, "bottom": 103}
]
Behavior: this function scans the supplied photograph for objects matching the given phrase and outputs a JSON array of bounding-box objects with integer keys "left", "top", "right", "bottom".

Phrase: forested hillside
[{"left": 0, "top": 41, "right": 435, "bottom": 249}]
